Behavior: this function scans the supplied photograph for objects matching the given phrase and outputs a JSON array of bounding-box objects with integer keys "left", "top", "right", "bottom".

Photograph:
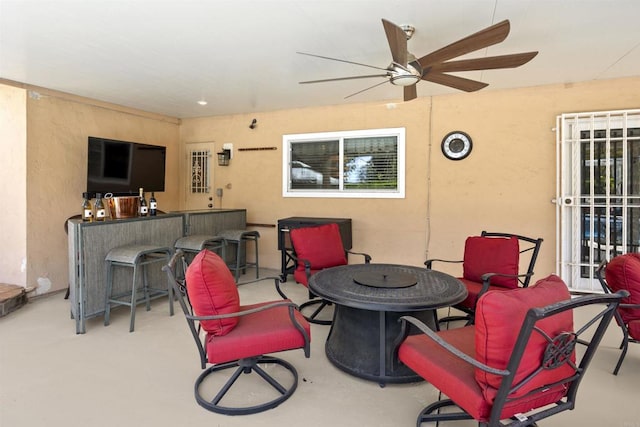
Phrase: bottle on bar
[
  {"left": 138, "top": 188, "right": 148, "bottom": 217},
  {"left": 82, "top": 192, "right": 94, "bottom": 222},
  {"left": 95, "top": 193, "right": 106, "bottom": 221},
  {"left": 149, "top": 192, "right": 157, "bottom": 216}
]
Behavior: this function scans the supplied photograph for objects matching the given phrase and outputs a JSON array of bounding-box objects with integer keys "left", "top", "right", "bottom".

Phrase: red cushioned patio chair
[
  {"left": 596, "top": 254, "right": 640, "bottom": 375},
  {"left": 163, "top": 249, "right": 311, "bottom": 415},
  {"left": 395, "top": 274, "right": 626, "bottom": 427},
  {"left": 278, "top": 222, "right": 371, "bottom": 325},
  {"left": 425, "top": 231, "right": 542, "bottom": 327}
]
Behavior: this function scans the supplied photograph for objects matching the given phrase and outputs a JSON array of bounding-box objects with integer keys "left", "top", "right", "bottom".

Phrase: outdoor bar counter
[{"left": 67, "top": 209, "right": 246, "bottom": 333}]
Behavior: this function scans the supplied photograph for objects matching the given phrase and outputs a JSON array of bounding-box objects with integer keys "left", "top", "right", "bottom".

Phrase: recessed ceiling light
[{"left": 197, "top": 99, "right": 208, "bottom": 106}]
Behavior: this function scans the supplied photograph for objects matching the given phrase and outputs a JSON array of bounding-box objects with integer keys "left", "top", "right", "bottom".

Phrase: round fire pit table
[{"left": 309, "top": 263, "right": 467, "bottom": 386}]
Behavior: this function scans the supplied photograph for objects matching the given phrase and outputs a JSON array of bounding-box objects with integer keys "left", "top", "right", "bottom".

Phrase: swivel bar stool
[
  {"left": 217, "top": 229, "right": 260, "bottom": 282},
  {"left": 104, "top": 244, "right": 173, "bottom": 332}
]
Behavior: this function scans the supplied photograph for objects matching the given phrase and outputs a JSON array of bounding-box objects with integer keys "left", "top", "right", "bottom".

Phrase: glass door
[{"left": 557, "top": 110, "right": 640, "bottom": 291}]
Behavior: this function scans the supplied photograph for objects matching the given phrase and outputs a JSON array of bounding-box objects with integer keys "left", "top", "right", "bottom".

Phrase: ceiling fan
[{"left": 298, "top": 19, "right": 538, "bottom": 101}]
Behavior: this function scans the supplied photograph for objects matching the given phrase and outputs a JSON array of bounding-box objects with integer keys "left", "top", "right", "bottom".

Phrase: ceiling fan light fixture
[{"left": 390, "top": 74, "right": 420, "bottom": 86}]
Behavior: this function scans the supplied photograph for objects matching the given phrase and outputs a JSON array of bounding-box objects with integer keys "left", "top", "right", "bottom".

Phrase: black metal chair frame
[
  {"left": 163, "top": 250, "right": 311, "bottom": 415},
  {"left": 425, "top": 231, "right": 543, "bottom": 326},
  {"left": 280, "top": 247, "right": 371, "bottom": 325},
  {"left": 596, "top": 259, "right": 640, "bottom": 375},
  {"left": 394, "top": 290, "right": 627, "bottom": 427}
]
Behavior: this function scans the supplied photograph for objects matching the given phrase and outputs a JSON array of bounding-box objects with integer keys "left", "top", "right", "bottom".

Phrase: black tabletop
[{"left": 309, "top": 263, "right": 467, "bottom": 312}]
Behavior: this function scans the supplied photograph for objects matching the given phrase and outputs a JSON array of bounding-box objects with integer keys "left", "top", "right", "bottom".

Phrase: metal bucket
[{"left": 108, "top": 196, "right": 139, "bottom": 219}]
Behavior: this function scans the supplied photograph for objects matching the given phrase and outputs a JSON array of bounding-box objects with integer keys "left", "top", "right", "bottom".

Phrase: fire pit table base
[{"left": 325, "top": 305, "right": 436, "bottom": 386}]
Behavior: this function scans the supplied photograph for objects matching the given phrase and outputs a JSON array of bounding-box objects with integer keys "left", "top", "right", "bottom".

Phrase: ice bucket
[{"left": 108, "top": 196, "right": 139, "bottom": 219}]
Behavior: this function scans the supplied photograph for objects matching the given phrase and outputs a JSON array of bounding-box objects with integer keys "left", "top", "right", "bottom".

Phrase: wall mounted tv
[{"left": 86, "top": 136, "right": 166, "bottom": 197}]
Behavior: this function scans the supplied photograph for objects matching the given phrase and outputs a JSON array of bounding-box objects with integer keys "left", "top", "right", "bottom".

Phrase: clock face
[{"left": 441, "top": 131, "right": 472, "bottom": 160}]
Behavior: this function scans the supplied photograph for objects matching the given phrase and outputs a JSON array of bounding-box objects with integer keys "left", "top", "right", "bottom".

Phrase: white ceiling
[{"left": 2, "top": 0, "right": 640, "bottom": 119}]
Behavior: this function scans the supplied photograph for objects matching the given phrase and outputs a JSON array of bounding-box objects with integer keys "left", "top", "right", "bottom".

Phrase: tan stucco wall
[
  {"left": 24, "top": 93, "right": 181, "bottom": 294},
  {"left": 4, "top": 75, "right": 640, "bottom": 295},
  {"left": 0, "top": 85, "right": 27, "bottom": 286},
  {"left": 181, "top": 76, "right": 640, "bottom": 281}
]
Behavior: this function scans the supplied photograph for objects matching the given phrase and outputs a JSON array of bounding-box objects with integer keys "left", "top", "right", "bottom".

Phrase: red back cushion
[
  {"left": 290, "top": 223, "right": 347, "bottom": 271},
  {"left": 185, "top": 249, "right": 240, "bottom": 336},
  {"left": 463, "top": 236, "right": 520, "bottom": 288},
  {"left": 605, "top": 253, "right": 640, "bottom": 323},
  {"left": 474, "top": 274, "right": 573, "bottom": 403}
]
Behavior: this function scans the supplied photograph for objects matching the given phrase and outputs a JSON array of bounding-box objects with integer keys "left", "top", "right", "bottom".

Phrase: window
[{"left": 282, "top": 128, "right": 405, "bottom": 198}]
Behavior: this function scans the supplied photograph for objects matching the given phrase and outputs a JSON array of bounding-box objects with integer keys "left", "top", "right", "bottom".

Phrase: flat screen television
[{"left": 86, "top": 136, "right": 166, "bottom": 197}]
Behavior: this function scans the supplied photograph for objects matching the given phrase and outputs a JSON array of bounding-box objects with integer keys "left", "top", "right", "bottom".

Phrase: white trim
[{"left": 282, "top": 127, "right": 406, "bottom": 199}]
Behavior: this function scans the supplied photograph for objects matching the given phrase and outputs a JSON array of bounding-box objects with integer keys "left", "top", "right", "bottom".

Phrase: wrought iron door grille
[{"left": 190, "top": 149, "right": 211, "bottom": 194}]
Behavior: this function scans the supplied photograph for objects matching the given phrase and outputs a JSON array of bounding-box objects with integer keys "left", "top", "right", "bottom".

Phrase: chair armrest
[
  {"left": 473, "top": 272, "right": 533, "bottom": 313},
  {"left": 187, "top": 299, "right": 311, "bottom": 358},
  {"left": 347, "top": 250, "right": 372, "bottom": 263},
  {"left": 480, "top": 272, "right": 532, "bottom": 289},
  {"left": 398, "top": 315, "right": 509, "bottom": 376},
  {"left": 424, "top": 258, "right": 463, "bottom": 269},
  {"left": 619, "top": 303, "right": 640, "bottom": 310},
  {"left": 186, "top": 300, "right": 300, "bottom": 321}
]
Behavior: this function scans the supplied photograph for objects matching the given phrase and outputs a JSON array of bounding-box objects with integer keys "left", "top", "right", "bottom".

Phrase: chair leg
[
  {"left": 613, "top": 330, "right": 629, "bottom": 375},
  {"left": 417, "top": 398, "right": 473, "bottom": 426},
  {"left": 194, "top": 356, "right": 298, "bottom": 415},
  {"left": 300, "top": 299, "right": 332, "bottom": 325}
]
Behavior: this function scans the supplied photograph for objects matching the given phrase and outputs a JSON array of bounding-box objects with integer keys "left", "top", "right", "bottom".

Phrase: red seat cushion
[
  {"left": 400, "top": 275, "right": 575, "bottom": 422},
  {"left": 185, "top": 249, "right": 240, "bottom": 336},
  {"left": 205, "top": 300, "right": 312, "bottom": 364},
  {"left": 290, "top": 223, "right": 347, "bottom": 285},
  {"left": 474, "top": 274, "right": 574, "bottom": 418},
  {"left": 462, "top": 236, "right": 519, "bottom": 289},
  {"left": 399, "top": 327, "right": 489, "bottom": 419},
  {"left": 605, "top": 253, "right": 640, "bottom": 328}
]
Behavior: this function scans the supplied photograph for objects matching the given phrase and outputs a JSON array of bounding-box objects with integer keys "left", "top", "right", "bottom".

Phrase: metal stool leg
[
  {"left": 130, "top": 264, "right": 138, "bottom": 332},
  {"left": 142, "top": 259, "right": 152, "bottom": 311},
  {"left": 104, "top": 260, "right": 113, "bottom": 326}
]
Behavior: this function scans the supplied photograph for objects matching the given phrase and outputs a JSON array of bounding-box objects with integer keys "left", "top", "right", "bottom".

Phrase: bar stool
[
  {"left": 217, "top": 229, "right": 260, "bottom": 282},
  {"left": 174, "top": 235, "right": 226, "bottom": 275},
  {"left": 104, "top": 244, "right": 173, "bottom": 332}
]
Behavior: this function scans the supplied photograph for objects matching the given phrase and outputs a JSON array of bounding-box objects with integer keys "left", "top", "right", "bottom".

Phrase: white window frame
[{"left": 282, "top": 127, "right": 406, "bottom": 199}]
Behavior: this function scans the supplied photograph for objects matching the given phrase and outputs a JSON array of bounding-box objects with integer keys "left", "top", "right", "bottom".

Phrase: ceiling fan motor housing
[{"left": 389, "top": 60, "right": 423, "bottom": 86}]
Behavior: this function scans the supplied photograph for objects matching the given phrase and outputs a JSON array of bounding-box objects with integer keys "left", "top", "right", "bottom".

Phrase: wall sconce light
[
  {"left": 249, "top": 118, "right": 257, "bottom": 129},
  {"left": 217, "top": 149, "right": 231, "bottom": 166}
]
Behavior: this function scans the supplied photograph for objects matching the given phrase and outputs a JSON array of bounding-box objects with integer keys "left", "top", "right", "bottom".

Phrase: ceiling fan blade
[
  {"left": 404, "top": 85, "right": 417, "bottom": 101},
  {"left": 382, "top": 19, "right": 407, "bottom": 66},
  {"left": 429, "top": 52, "right": 538, "bottom": 73},
  {"left": 297, "top": 51, "right": 389, "bottom": 72},
  {"left": 344, "top": 80, "right": 391, "bottom": 99},
  {"left": 300, "top": 74, "right": 388, "bottom": 84},
  {"left": 422, "top": 72, "right": 489, "bottom": 92},
  {"left": 417, "top": 20, "right": 511, "bottom": 68}
]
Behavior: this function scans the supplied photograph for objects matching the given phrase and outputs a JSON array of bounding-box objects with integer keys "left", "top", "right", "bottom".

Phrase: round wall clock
[{"left": 441, "top": 131, "right": 473, "bottom": 160}]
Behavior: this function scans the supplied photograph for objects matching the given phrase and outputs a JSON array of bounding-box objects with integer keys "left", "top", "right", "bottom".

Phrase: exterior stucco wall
[
  {"left": 0, "top": 85, "right": 27, "bottom": 287},
  {"left": 181, "top": 76, "right": 640, "bottom": 281},
  {"left": 25, "top": 94, "right": 180, "bottom": 294}
]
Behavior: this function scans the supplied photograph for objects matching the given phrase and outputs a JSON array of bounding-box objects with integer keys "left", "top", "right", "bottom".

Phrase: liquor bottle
[
  {"left": 149, "top": 192, "right": 157, "bottom": 216},
  {"left": 138, "top": 188, "right": 148, "bottom": 217},
  {"left": 95, "top": 193, "right": 106, "bottom": 221},
  {"left": 81, "top": 192, "right": 94, "bottom": 222}
]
